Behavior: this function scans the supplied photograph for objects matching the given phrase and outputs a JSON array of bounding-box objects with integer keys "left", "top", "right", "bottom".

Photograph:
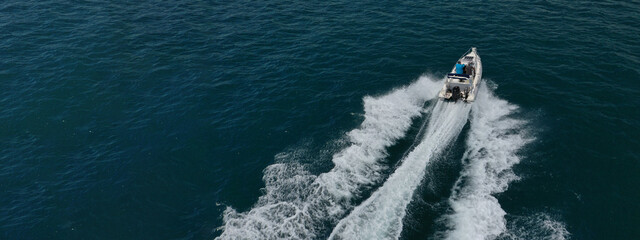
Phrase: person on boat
[
  {"left": 455, "top": 61, "right": 465, "bottom": 74},
  {"left": 464, "top": 63, "right": 475, "bottom": 75}
]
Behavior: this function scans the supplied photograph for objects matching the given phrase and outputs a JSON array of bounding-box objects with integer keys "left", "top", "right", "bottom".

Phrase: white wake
[
  {"left": 431, "top": 83, "right": 568, "bottom": 240},
  {"left": 437, "top": 83, "right": 541, "bottom": 240},
  {"left": 501, "top": 213, "right": 570, "bottom": 240},
  {"left": 329, "top": 99, "right": 472, "bottom": 239},
  {"left": 216, "top": 75, "right": 441, "bottom": 239}
]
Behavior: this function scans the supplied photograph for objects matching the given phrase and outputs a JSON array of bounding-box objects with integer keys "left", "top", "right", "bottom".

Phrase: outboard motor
[{"left": 451, "top": 86, "right": 461, "bottom": 101}]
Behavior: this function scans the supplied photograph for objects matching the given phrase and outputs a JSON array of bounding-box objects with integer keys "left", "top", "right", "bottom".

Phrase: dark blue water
[{"left": 1, "top": 1, "right": 639, "bottom": 239}]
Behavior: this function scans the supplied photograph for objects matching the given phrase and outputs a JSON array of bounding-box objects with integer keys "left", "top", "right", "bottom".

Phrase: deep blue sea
[{"left": 1, "top": 1, "right": 639, "bottom": 239}]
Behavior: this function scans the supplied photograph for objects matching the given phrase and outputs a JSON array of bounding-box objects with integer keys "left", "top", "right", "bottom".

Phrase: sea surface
[{"left": 1, "top": 1, "right": 639, "bottom": 239}]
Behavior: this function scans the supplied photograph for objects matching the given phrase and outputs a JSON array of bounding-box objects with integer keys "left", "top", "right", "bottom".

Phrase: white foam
[
  {"left": 439, "top": 83, "right": 532, "bottom": 240},
  {"left": 329, "top": 100, "right": 472, "bottom": 240},
  {"left": 216, "top": 75, "right": 442, "bottom": 239},
  {"left": 502, "top": 213, "right": 570, "bottom": 240}
]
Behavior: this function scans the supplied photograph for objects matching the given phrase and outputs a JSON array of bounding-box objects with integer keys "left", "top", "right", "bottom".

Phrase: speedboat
[{"left": 438, "top": 47, "right": 482, "bottom": 102}]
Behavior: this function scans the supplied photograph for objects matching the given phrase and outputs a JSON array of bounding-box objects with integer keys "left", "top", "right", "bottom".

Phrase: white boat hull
[{"left": 438, "top": 47, "right": 482, "bottom": 102}]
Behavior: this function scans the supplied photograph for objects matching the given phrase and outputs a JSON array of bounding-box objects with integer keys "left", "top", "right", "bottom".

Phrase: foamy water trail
[
  {"left": 438, "top": 83, "right": 533, "bottom": 240},
  {"left": 329, "top": 100, "right": 472, "bottom": 240},
  {"left": 501, "top": 213, "right": 570, "bottom": 240},
  {"left": 216, "top": 76, "right": 442, "bottom": 239}
]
